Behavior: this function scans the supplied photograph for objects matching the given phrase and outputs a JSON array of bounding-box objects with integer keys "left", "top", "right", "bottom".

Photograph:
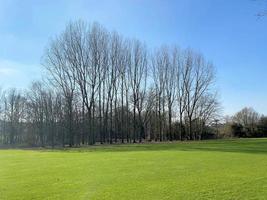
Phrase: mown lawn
[{"left": 1, "top": 138, "right": 267, "bottom": 200}]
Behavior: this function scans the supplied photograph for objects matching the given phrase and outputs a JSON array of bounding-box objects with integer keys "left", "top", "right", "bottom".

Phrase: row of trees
[
  {"left": 220, "top": 107, "right": 267, "bottom": 138},
  {"left": 0, "top": 21, "right": 220, "bottom": 147}
]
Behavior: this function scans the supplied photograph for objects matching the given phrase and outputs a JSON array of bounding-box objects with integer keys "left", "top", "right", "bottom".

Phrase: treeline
[
  {"left": 0, "top": 21, "right": 220, "bottom": 147},
  {"left": 220, "top": 107, "right": 267, "bottom": 138}
]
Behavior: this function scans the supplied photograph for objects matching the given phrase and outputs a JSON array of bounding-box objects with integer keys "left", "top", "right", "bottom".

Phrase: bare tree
[
  {"left": 165, "top": 47, "right": 177, "bottom": 140},
  {"left": 128, "top": 40, "right": 148, "bottom": 142},
  {"left": 2, "top": 89, "right": 26, "bottom": 145},
  {"left": 233, "top": 107, "right": 260, "bottom": 136},
  {"left": 175, "top": 48, "right": 187, "bottom": 140},
  {"left": 194, "top": 92, "right": 221, "bottom": 139},
  {"left": 43, "top": 27, "right": 77, "bottom": 147},
  {"left": 152, "top": 47, "right": 168, "bottom": 141},
  {"left": 183, "top": 50, "right": 215, "bottom": 140}
]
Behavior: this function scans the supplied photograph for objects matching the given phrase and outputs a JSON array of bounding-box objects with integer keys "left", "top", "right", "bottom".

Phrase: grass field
[{"left": 1, "top": 138, "right": 267, "bottom": 200}]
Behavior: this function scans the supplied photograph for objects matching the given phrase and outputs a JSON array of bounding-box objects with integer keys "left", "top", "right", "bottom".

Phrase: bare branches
[{"left": 0, "top": 20, "right": 220, "bottom": 146}]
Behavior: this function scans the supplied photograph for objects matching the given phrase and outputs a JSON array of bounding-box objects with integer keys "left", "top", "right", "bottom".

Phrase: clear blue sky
[{"left": 0, "top": 0, "right": 267, "bottom": 115}]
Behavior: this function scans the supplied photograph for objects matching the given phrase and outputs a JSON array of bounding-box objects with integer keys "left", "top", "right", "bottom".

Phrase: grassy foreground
[{"left": 1, "top": 139, "right": 267, "bottom": 200}]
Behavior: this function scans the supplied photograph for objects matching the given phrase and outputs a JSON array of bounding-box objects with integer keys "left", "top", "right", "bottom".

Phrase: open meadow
[{"left": 1, "top": 138, "right": 267, "bottom": 200}]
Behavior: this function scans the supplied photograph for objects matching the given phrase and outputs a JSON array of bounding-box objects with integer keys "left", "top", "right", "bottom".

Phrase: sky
[{"left": 0, "top": 0, "right": 267, "bottom": 116}]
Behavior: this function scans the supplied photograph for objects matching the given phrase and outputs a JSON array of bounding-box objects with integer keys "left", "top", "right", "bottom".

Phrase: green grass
[{"left": 1, "top": 138, "right": 267, "bottom": 200}]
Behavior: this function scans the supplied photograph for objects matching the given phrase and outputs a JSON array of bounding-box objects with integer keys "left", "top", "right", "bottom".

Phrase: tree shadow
[{"left": 34, "top": 138, "right": 267, "bottom": 155}]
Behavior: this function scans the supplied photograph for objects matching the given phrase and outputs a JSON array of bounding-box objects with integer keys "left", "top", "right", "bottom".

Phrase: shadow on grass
[{"left": 31, "top": 138, "right": 267, "bottom": 155}]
